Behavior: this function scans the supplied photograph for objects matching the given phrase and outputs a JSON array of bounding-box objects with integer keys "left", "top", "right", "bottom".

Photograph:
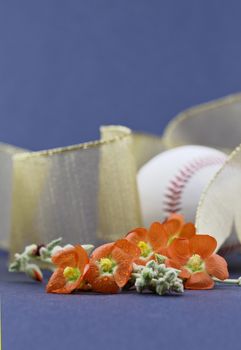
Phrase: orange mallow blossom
[
  {"left": 46, "top": 245, "right": 89, "bottom": 294},
  {"left": 166, "top": 234, "right": 229, "bottom": 290},
  {"left": 126, "top": 215, "right": 196, "bottom": 265},
  {"left": 125, "top": 222, "right": 169, "bottom": 265},
  {"left": 162, "top": 214, "right": 196, "bottom": 253},
  {"left": 85, "top": 239, "right": 140, "bottom": 293}
]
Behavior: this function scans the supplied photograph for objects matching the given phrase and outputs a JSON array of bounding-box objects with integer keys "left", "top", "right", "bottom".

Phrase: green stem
[{"left": 213, "top": 277, "right": 241, "bottom": 286}]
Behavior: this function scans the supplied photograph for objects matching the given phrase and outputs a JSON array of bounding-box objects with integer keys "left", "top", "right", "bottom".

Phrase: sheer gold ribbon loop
[
  {"left": 196, "top": 145, "right": 241, "bottom": 249},
  {"left": 163, "top": 93, "right": 241, "bottom": 152},
  {"left": 8, "top": 126, "right": 144, "bottom": 255}
]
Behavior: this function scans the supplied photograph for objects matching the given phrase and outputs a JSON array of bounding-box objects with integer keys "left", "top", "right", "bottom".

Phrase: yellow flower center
[
  {"left": 138, "top": 241, "right": 152, "bottom": 258},
  {"left": 63, "top": 267, "right": 81, "bottom": 282},
  {"left": 186, "top": 254, "right": 204, "bottom": 273},
  {"left": 100, "top": 258, "right": 115, "bottom": 273}
]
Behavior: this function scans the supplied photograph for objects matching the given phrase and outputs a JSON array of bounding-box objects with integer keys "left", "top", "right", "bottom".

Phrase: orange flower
[
  {"left": 85, "top": 239, "right": 140, "bottom": 293},
  {"left": 163, "top": 213, "right": 196, "bottom": 247},
  {"left": 46, "top": 245, "right": 89, "bottom": 294},
  {"left": 126, "top": 222, "right": 168, "bottom": 265},
  {"left": 166, "top": 235, "right": 229, "bottom": 290}
]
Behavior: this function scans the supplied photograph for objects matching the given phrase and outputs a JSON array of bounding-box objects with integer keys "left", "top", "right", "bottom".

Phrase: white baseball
[{"left": 137, "top": 145, "right": 227, "bottom": 226}]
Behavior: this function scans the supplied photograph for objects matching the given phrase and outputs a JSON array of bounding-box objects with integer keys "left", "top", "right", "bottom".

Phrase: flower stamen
[
  {"left": 186, "top": 254, "right": 204, "bottom": 273},
  {"left": 63, "top": 267, "right": 81, "bottom": 282},
  {"left": 99, "top": 258, "right": 116, "bottom": 273},
  {"left": 138, "top": 241, "right": 152, "bottom": 258}
]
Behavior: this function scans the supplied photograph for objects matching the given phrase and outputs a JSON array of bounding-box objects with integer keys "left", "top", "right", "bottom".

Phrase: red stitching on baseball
[{"left": 163, "top": 156, "right": 225, "bottom": 216}]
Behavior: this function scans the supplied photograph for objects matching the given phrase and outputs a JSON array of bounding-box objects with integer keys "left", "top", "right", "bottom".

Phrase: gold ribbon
[{"left": 2, "top": 93, "right": 241, "bottom": 256}]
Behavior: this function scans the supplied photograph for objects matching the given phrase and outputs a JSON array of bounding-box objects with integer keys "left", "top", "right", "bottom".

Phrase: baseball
[{"left": 137, "top": 145, "right": 227, "bottom": 226}]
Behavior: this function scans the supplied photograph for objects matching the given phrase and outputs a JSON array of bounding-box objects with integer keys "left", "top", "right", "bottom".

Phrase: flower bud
[
  {"left": 142, "top": 267, "right": 153, "bottom": 281},
  {"left": 26, "top": 264, "right": 43, "bottom": 282},
  {"left": 174, "top": 281, "right": 184, "bottom": 293},
  {"left": 133, "top": 259, "right": 184, "bottom": 296},
  {"left": 146, "top": 260, "right": 155, "bottom": 269},
  {"left": 155, "top": 254, "right": 166, "bottom": 264},
  {"left": 24, "top": 244, "right": 38, "bottom": 256},
  {"left": 135, "top": 277, "right": 145, "bottom": 292},
  {"left": 165, "top": 270, "right": 177, "bottom": 282}
]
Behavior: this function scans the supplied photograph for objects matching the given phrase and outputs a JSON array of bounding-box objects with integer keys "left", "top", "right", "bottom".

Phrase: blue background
[
  {"left": 1, "top": 1, "right": 241, "bottom": 349},
  {"left": 1, "top": 0, "right": 241, "bottom": 150}
]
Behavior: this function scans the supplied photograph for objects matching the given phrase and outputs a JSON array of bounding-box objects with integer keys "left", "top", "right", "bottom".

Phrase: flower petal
[
  {"left": 164, "top": 215, "right": 184, "bottom": 237},
  {"left": 155, "top": 246, "right": 168, "bottom": 257},
  {"left": 205, "top": 254, "right": 229, "bottom": 280},
  {"left": 166, "top": 259, "right": 191, "bottom": 279},
  {"left": 52, "top": 247, "right": 79, "bottom": 268},
  {"left": 165, "top": 258, "right": 181, "bottom": 269},
  {"left": 166, "top": 213, "right": 185, "bottom": 224},
  {"left": 75, "top": 245, "right": 89, "bottom": 271},
  {"left": 114, "top": 262, "right": 132, "bottom": 287},
  {"left": 84, "top": 262, "right": 100, "bottom": 284},
  {"left": 179, "top": 268, "right": 191, "bottom": 280},
  {"left": 180, "top": 223, "right": 196, "bottom": 239},
  {"left": 84, "top": 262, "right": 120, "bottom": 293},
  {"left": 114, "top": 239, "right": 140, "bottom": 260},
  {"left": 85, "top": 260, "right": 123, "bottom": 292},
  {"left": 133, "top": 257, "right": 151, "bottom": 266},
  {"left": 111, "top": 247, "right": 132, "bottom": 264},
  {"left": 91, "top": 243, "right": 114, "bottom": 260},
  {"left": 46, "top": 268, "right": 80, "bottom": 294},
  {"left": 189, "top": 235, "right": 217, "bottom": 259},
  {"left": 91, "top": 275, "right": 119, "bottom": 293},
  {"left": 184, "top": 272, "right": 214, "bottom": 290},
  {"left": 46, "top": 268, "right": 66, "bottom": 293},
  {"left": 125, "top": 228, "right": 148, "bottom": 244},
  {"left": 148, "top": 222, "right": 169, "bottom": 250},
  {"left": 167, "top": 238, "right": 190, "bottom": 265}
]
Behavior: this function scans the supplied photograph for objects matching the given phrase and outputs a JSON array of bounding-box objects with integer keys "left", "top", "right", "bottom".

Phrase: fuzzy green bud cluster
[
  {"left": 9, "top": 238, "right": 94, "bottom": 282},
  {"left": 132, "top": 260, "right": 184, "bottom": 296}
]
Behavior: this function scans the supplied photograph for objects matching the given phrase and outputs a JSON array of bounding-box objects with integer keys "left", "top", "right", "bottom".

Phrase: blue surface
[
  {"left": 1, "top": 1, "right": 241, "bottom": 349},
  {"left": 2, "top": 250, "right": 241, "bottom": 350}
]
